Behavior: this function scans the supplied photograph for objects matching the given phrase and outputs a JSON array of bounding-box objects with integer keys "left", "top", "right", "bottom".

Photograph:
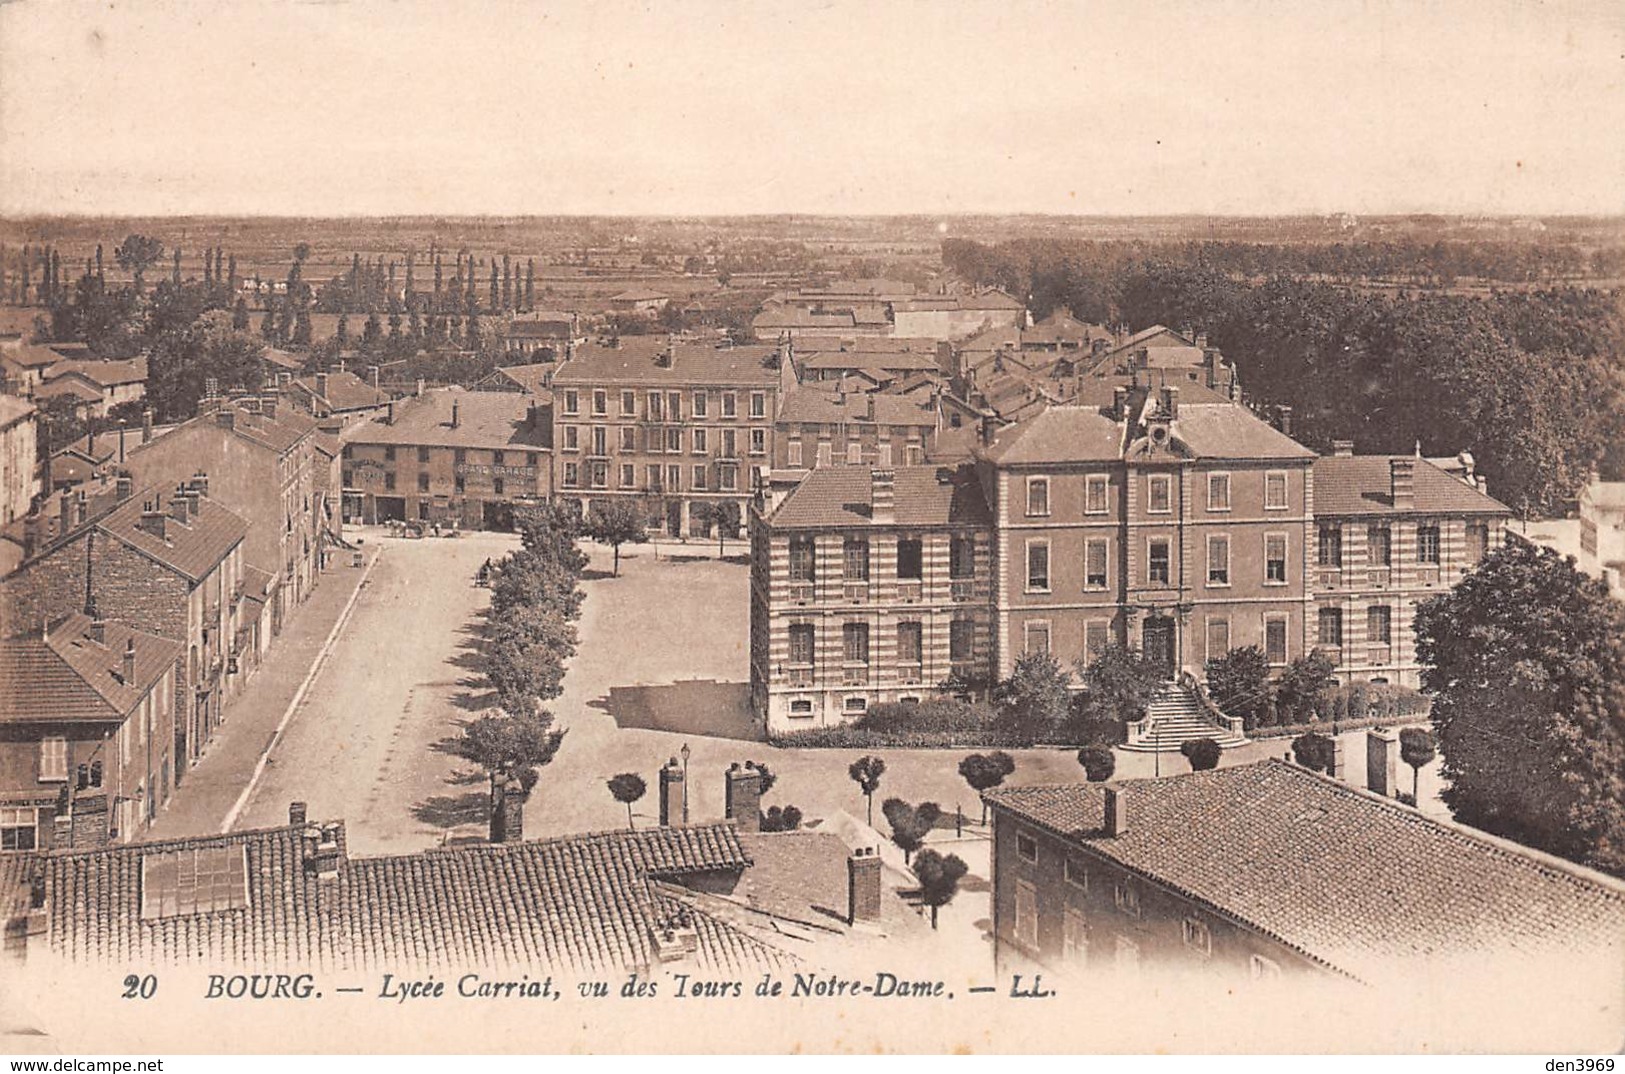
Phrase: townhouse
[
  {"left": 34, "top": 356, "right": 148, "bottom": 419},
  {"left": 549, "top": 338, "right": 782, "bottom": 537},
  {"left": 0, "top": 396, "right": 37, "bottom": 526},
  {"left": 772, "top": 384, "right": 940, "bottom": 475}
]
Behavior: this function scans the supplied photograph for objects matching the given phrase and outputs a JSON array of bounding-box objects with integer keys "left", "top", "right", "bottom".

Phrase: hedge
[
  {"left": 770, "top": 725, "right": 1035, "bottom": 750},
  {"left": 1250, "top": 711, "right": 1430, "bottom": 742}
]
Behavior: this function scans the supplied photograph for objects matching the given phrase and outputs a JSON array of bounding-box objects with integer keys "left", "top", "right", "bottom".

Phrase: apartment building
[
  {"left": 549, "top": 338, "right": 782, "bottom": 537},
  {"left": 749, "top": 466, "right": 995, "bottom": 733},
  {"left": 772, "top": 384, "right": 940, "bottom": 476}
]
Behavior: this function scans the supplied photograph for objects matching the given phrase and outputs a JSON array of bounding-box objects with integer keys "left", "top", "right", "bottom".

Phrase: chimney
[
  {"left": 289, "top": 801, "right": 308, "bottom": 826},
  {"left": 725, "top": 763, "right": 762, "bottom": 832},
  {"left": 1163, "top": 385, "right": 1179, "bottom": 419},
  {"left": 278, "top": 371, "right": 293, "bottom": 388},
  {"left": 141, "top": 408, "right": 153, "bottom": 444},
  {"left": 1103, "top": 786, "right": 1128, "bottom": 837},
  {"left": 87, "top": 427, "right": 96, "bottom": 458},
  {"left": 1390, "top": 458, "right": 1416, "bottom": 511},
  {"left": 1091, "top": 337, "right": 1108, "bottom": 356},
  {"left": 865, "top": 394, "right": 876, "bottom": 422},
  {"left": 386, "top": 400, "right": 395, "bottom": 425},
  {"left": 88, "top": 616, "right": 106, "bottom": 646},
  {"left": 1276, "top": 405, "right": 1293, "bottom": 438},
  {"left": 658, "top": 758, "right": 685, "bottom": 826},
  {"left": 121, "top": 638, "right": 136, "bottom": 685},
  {"left": 368, "top": 365, "right": 379, "bottom": 389},
  {"left": 119, "top": 424, "right": 127, "bottom": 462},
  {"left": 490, "top": 779, "right": 524, "bottom": 843},
  {"left": 58, "top": 494, "right": 71, "bottom": 536},
  {"left": 316, "top": 372, "right": 329, "bottom": 399},
  {"left": 1195, "top": 331, "right": 1208, "bottom": 348},
  {"left": 847, "top": 846, "right": 883, "bottom": 925},
  {"left": 1332, "top": 440, "right": 1355, "bottom": 457},
  {"left": 303, "top": 822, "right": 343, "bottom": 879},
  {"left": 136, "top": 500, "right": 170, "bottom": 540},
  {"left": 216, "top": 408, "right": 236, "bottom": 431},
  {"left": 416, "top": 378, "right": 424, "bottom": 397},
  {"left": 115, "top": 471, "right": 133, "bottom": 501},
  {"left": 870, "top": 469, "right": 896, "bottom": 525},
  {"left": 191, "top": 470, "right": 209, "bottom": 497},
  {"left": 169, "top": 491, "right": 190, "bottom": 525},
  {"left": 450, "top": 399, "right": 460, "bottom": 429},
  {"left": 261, "top": 394, "right": 278, "bottom": 420},
  {"left": 22, "top": 513, "right": 41, "bottom": 559},
  {"left": 1328, "top": 736, "right": 1348, "bottom": 780},
  {"left": 1366, "top": 729, "right": 1400, "bottom": 798},
  {"left": 1111, "top": 386, "right": 1128, "bottom": 420},
  {"left": 74, "top": 490, "right": 88, "bottom": 526}
]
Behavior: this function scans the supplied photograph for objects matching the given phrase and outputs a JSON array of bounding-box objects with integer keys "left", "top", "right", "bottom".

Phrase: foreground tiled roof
[
  {"left": 0, "top": 853, "right": 37, "bottom": 923},
  {"left": 0, "top": 613, "right": 182, "bottom": 724},
  {"left": 35, "top": 820, "right": 789, "bottom": 972},
  {"left": 99, "top": 487, "right": 248, "bottom": 582},
  {"left": 1313, "top": 456, "right": 1511, "bottom": 516},
  {"left": 551, "top": 339, "right": 780, "bottom": 387},
  {"left": 348, "top": 390, "right": 550, "bottom": 451},
  {"left": 985, "top": 761, "right": 1625, "bottom": 982},
  {"left": 777, "top": 385, "right": 937, "bottom": 427},
  {"left": 768, "top": 464, "right": 990, "bottom": 529}
]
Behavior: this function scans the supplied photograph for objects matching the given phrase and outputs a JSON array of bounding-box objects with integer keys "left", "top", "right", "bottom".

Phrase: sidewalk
[{"left": 143, "top": 546, "right": 381, "bottom": 841}]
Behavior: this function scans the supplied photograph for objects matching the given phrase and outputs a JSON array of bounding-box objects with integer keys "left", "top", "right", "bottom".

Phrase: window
[
  {"left": 1024, "top": 620, "right": 1051, "bottom": 655},
  {"left": 621, "top": 389, "right": 637, "bottom": 416},
  {"left": 789, "top": 698, "right": 813, "bottom": 716},
  {"left": 787, "top": 441, "right": 803, "bottom": 467},
  {"left": 1016, "top": 832, "right": 1038, "bottom": 862},
  {"left": 417, "top": 446, "right": 430, "bottom": 463},
  {"left": 417, "top": 473, "right": 429, "bottom": 493},
  {"left": 493, "top": 477, "right": 506, "bottom": 495},
  {"left": 591, "top": 389, "right": 607, "bottom": 415},
  {"left": 140, "top": 846, "right": 250, "bottom": 920},
  {"left": 384, "top": 472, "right": 396, "bottom": 492},
  {"left": 1115, "top": 935, "right": 1141, "bottom": 971},
  {"left": 842, "top": 622, "right": 869, "bottom": 664},
  {"left": 1114, "top": 879, "right": 1141, "bottom": 917},
  {"left": 789, "top": 536, "right": 816, "bottom": 582},
  {"left": 1318, "top": 524, "right": 1343, "bottom": 568},
  {"left": 876, "top": 442, "right": 893, "bottom": 467},
  {"left": 949, "top": 620, "right": 975, "bottom": 662},
  {"left": 843, "top": 537, "right": 870, "bottom": 581},
  {"left": 788, "top": 623, "right": 815, "bottom": 665},
  {"left": 691, "top": 391, "right": 708, "bottom": 418},
  {"left": 592, "top": 426, "right": 608, "bottom": 455},
  {"left": 1182, "top": 917, "right": 1213, "bottom": 956},
  {"left": 893, "top": 537, "right": 924, "bottom": 580},
  {"left": 0, "top": 807, "right": 36, "bottom": 850},
  {"left": 1026, "top": 477, "right": 1050, "bottom": 517},
  {"left": 563, "top": 425, "right": 580, "bottom": 451},
  {"left": 1418, "top": 524, "right": 1441, "bottom": 564},
  {"left": 1085, "top": 538, "right": 1108, "bottom": 590},
  {"left": 647, "top": 392, "right": 663, "bottom": 421},
  {"left": 691, "top": 465, "right": 707, "bottom": 490},
  {"left": 1265, "top": 471, "right": 1289, "bottom": 510},
  {"left": 667, "top": 392, "right": 682, "bottom": 421},
  {"left": 1085, "top": 621, "right": 1110, "bottom": 664},
  {"left": 1085, "top": 474, "right": 1108, "bottom": 514},
  {"left": 666, "top": 465, "right": 681, "bottom": 492},
  {"left": 1026, "top": 540, "right": 1051, "bottom": 592},
  {"left": 453, "top": 474, "right": 464, "bottom": 493},
  {"left": 897, "top": 622, "right": 923, "bottom": 664},
  {"left": 1265, "top": 615, "right": 1288, "bottom": 664},
  {"left": 1147, "top": 539, "right": 1170, "bottom": 585},
  {"left": 722, "top": 429, "right": 738, "bottom": 457},
  {"left": 722, "top": 392, "right": 737, "bottom": 418},
  {"left": 950, "top": 535, "right": 976, "bottom": 579},
  {"left": 1208, "top": 473, "right": 1231, "bottom": 512},
  {"left": 843, "top": 696, "right": 868, "bottom": 714},
  {"left": 666, "top": 427, "right": 682, "bottom": 454},
  {"left": 691, "top": 427, "right": 708, "bottom": 454},
  {"left": 1064, "top": 857, "right": 1089, "bottom": 890},
  {"left": 562, "top": 389, "right": 579, "bottom": 415},
  {"left": 1063, "top": 908, "right": 1089, "bottom": 963},
  {"left": 1148, "top": 474, "right": 1171, "bottom": 513},
  {"left": 1207, "top": 618, "right": 1230, "bottom": 662},
  {"left": 718, "top": 464, "right": 738, "bottom": 492},
  {"left": 1207, "top": 534, "right": 1230, "bottom": 586},
  {"left": 383, "top": 445, "right": 396, "bottom": 462},
  {"left": 619, "top": 426, "right": 637, "bottom": 452},
  {"left": 562, "top": 462, "right": 579, "bottom": 488},
  {"left": 845, "top": 442, "right": 862, "bottom": 465},
  {"left": 750, "top": 391, "right": 766, "bottom": 419},
  {"left": 620, "top": 464, "right": 635, "bottom": 488},
  {"left": 1265, "top": 533, "right": 1289, "bottom": 584},
  {"left": 1014, "top": 880, "right": 1038, "bottom": 949},
  {"left": 646, "top": 464, "right": 662, "bottom": 491},
  {"left": 816, "top": 442, "right": 833, "bottom": 467},
  {"left": 1318, "top": 607, "right": 1343, "bottom": 647},
  {"left": 1367, "top": 604, "right": 1392, "bottom": 644},
  {"left": 1368, "top": 524, "right": 1392, "bottom": 566},
  {"left": 1250, "top": 954, "right": 1282, "bottom": 982},
  {"left": 904, "top": 444, "right": 923, "bottom": 465},
  {"left": 749, "top": 428, "right": 766, "bottom": 456},
  {"left": 492, "top": 450, "right": 505, "bottom": 466}
]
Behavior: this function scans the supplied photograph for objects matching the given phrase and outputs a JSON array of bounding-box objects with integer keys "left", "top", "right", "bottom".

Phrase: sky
[{"left": 1, "top": 0, "right": 1622, "bottom": 218}]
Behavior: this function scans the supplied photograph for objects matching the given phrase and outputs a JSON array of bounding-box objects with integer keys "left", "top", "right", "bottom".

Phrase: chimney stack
[
  {"left": 450, "top": 399, "right": 460, "bottom": 429},
  {"left": 658, "top": 758, "right": 685, "bottom": 826},
  {"left": 725, "top": 763, "right": 763, "bottom": 832},
  {"left": 58, "top": 493, "right": 71, "bottom": 536},
  {"left": 368, "top": 365, "right": 380, "bottom": 389},
  {"left": 261, "top": 394, "right": 278, "bottom": 420},
  {"left": 142, "top": 408, "right": 153, "bottom": 444},
  {"left": 1390, "top": 458, "right": 1416, "bottom": 511},
  {"left": 1104, "top": 786, "right": 1128, "bottom": 837},
  {"left": 386, "top": 400, "right": 395, "bottom": 425},
  {"left": 136, "top": 500, "right": 170, "bottom": 540},
  {"left": 121, "top": 638, "right": 136, "bottom": 686},
  {"left": 870, "top": 469, "right": 896, "bottom": 525},
  {"left": 865, "top": 394, "right": 876, "bottom": 422},
  {"left": 22, "top": 513, "right": 41, "bottom": 559},
  {"left": 1332, "top": 440, "right": 1355, "bottom": 457},
  {"left": 847, "top": 847, "right": 883, "bottom": 925},
  {"left": 216, "top": 408, "right": 236, "bottom": 431},
  {"left": 1276, "top": 405, "right": 1293, "bottom": 438},
  {"left": 1328, "top": 736, "right": 1348, "bottom": 780},
  {"left": 169, "top": 490, "right": 190, "bottom": 525},
  {"left": 492, "top": 779, "right": 525, "bottom": 843},
  {"left": 304, "top": 822, "right": 344, "bottom": 879},
  {"left": 191, "top": 470, "right": 209, "bottom": 498},
  {"left": 1111, "top": 386, "right": 1128, "bottom": 420},
  {"left": 289, "top": 801, "right": 308, "bottom": 826},
  {"left": 1366, "top": 730, "right": 1400, "bottom": 798},
  {"left": 74, "top": 490, "right": 88, "bottom": 526},
  {"left": 115, "top": 471, "right": 133, "bottom": 501},
  {"left": 88, "top": 616, "right": 106, "bottom": 646},
  {"left": 316, "top": 372, "right": 329, "bottom": 399},
  {"left": 1162, "top": 385, "right": 1179, "bottom": 419}
]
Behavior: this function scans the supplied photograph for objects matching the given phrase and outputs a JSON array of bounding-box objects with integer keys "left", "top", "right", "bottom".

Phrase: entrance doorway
[
  {"left": 1142, "top": 616, "right": 1177, "bottom": 677},
  {"left": 374, "top": 495, "right": 406, "bottom": 523},
  {"left": 665, "top": 500, "right": 683, "bottom": 537}
]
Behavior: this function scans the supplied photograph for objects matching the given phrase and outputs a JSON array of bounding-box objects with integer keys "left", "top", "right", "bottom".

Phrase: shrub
[
  {"left": 1077, "top": 745, "right": 1115, "bottom": 782},
  {"left": 860, "top": 698, "right": 997, "bottom": 735},
  {"left": 1180, "top": 737, "right": 1223, "bottom": 771},
  {"left": 1205, "top": 646, "right": 1273, "bottom": 730},
  {"left": 1291, "top": 732, "right": 1336, "bottom": 773}
]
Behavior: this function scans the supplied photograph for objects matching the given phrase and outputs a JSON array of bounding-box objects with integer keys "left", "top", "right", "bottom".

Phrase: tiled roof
[
  {"left": 1313, "top": 456, "right": 1511, "bottom": 516},
  {"left": 980, "top": 404, "right": 1125, "bottom": 465},
  {"left": 1, "top": 344, "right": 67, "bottom": 370},
  {"left": 778, "top": 385, "right": 937, "bottom": 428},
  {"left": 609, "top": 288, "right": 668, "bottom": 303},
  {"left": 44, "top": 357, "right": 148, "bottom": 388},
  {"left": 0, "top": 613, "right": 182, "bottom": 724},
  {"left": 494, "top": 363, "right": 556, "bottom": 394},
  {"left": 35, "top": 820, "right": 789, "bottom": 972},
  {"left": 0, "top": 852, "right": 37, "bottom": 923},
  {"left": 260, "top": 348, "right": 305, "bottom": 372},
  {"left": 767, "top": 464, "right": 990, "bottom": 530},
  {"left": 985, "top": 761, "right": 1625, "bottom": 982},
  {"left": 801, "top": 350, "right": 939, "bottom": 372},
  {"left": 293, "top": 371, "right": 389, "bottom": 413},
  {"left": 0, "top": 395, "right": 37, "bottom": 427},
  {"left": 755, "top": 309, "right": 858, "bottom": 331},
  {"left": 893, "top": 289, "right": 1025, "bottom": 313},
  {"left": 1160, "top": 403, "right": 1316, "bottom": 461},
  {"left": 347, "top": 390, "right": 550, "bottom": 451},
  {"left": 99, "top": 487, "right": 248, "bottom": 582},
  {"left": 550, "top": 339, "right": 780, "bottom": 387},
  {"left": 33, "top": 379, "right": 104, "bottom": 404}
]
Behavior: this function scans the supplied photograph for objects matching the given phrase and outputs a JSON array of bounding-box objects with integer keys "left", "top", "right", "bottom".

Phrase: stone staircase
[{"left": 1121, "top": 680, "right": 1248, "bottom": 753}]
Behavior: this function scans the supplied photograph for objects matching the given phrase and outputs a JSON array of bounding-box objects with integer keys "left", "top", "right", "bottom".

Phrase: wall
[{"left": 0, "top": 412, "right": 38, "bottom": 526}]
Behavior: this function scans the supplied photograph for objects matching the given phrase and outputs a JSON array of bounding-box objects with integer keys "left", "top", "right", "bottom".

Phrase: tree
[
  {"left": 1181, "top": 737, "right": 1223, "bottom": 772},
  {"left": 712, "top": 499, "right": 742, "bottom": 555},
  {"left": 760, "top": 805, "right": 804, "bottom": 832},
  {"left": 114, "top": 234, "right": 164, "bottom": 294},
  {"left": 1205, "top": 645, "right": 1273, "bottom": 730},
  {"left": 1291, "top": 732, "right": 1336, "bottom": 774},
  {"left": 232, "top": 297, "right": 250, "bottom": 331},
  {"left": 880, "top": 799, "right": 941, "bottom": 865},
  {"left": 452, "top": 707, "right": 565, "bottom": 801},
  {"left": 1074, "top": 642, "right": 1163, "bottom": 736},
  {"left": 998, "top": 651, "right": 1071, "bottom": 740},
  {"left": 607, "top": 773, "right": 647, "bottom": 829},
  {"left": 848, "top": 756, "right": 886, "bottom": 826},
  {"left": 743, "top": 759, "right": 777, "bottom": 796},
  {"left": 1076, "top": 744, "right": 1115, "bottom": 782},
  {"left": 584, "top": 499, "right": 649, "bottom": 576},
  {"left": 1415, "top": 542, "right": 1625, "bottom": 877},
  {"left": 912, "top": 848, "right": 969, "bottom": 929},
  {"left": 335, "top": 312, "right": 350, "bottom": 347},
  {"left": 1277, "top": 650, "right": 1337, "bottom": 724},
  {"left": 957, "top": 752, "right": 1015, "bottom": 824},
  {"left": 1398, "top": 726, "right": 1436, "bottom": 803}
]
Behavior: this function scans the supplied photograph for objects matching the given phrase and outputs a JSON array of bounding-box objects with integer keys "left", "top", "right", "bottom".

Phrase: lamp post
[{"left": 679, "top": 742, "right": 691, "bottom": 825}]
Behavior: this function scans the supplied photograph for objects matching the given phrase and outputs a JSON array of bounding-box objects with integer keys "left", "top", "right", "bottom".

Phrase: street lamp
[{"left": 679, "top": 742, "right": 691, "bottom": 825}]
